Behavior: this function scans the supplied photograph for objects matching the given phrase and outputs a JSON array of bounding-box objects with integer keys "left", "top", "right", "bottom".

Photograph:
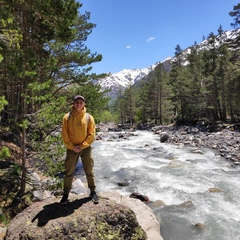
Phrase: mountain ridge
[{"left": 97, "top": 29, "right": 239, "bottom": 99}]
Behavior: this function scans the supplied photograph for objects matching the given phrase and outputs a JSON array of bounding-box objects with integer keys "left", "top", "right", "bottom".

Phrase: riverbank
[
  {"left": 151, "top": 124, "right": 240, "bottom": 167},
  {"left": 97, "top": 122, "right": 240, "bottom": 167}
]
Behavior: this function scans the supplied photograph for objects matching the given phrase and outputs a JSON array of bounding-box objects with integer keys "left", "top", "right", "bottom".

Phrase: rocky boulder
[{"left": 5, "top": 191, "right": 163, "bottom": 240}]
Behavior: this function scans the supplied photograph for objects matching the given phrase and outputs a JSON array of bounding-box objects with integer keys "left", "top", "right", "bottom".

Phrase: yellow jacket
[{"left": 61, "top": 106, "right": 96, "bottom": 150}]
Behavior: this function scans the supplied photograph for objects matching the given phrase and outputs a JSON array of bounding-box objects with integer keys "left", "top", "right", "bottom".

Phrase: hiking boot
[
  {"left": 90, "top": 191, "right": 99, "bottom": 204},
  {"left": 60, "top": 194, "right": 68, "bottom": 204}
]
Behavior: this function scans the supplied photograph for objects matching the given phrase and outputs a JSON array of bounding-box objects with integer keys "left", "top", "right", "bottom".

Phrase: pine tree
[
  {"left": 186, "top": 42, "right": 205, "bottom": 119},
  {"left": 137, "top": 81, "right": 149, "bottom": 124},
  {"left": 151, "top": 63, "right": 173, "bottom": 124},
  {"left": 0, "top": 0, "right": 103, "bottom": 200},
  {"left": 229, "top": 3, "right": 240, "bottom": 28},
  {"left": 170, "top": 44, "right": 190, "bottom": 121}
]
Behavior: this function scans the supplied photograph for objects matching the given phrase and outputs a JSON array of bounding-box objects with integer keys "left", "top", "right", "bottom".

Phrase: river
[{"left": 90, "top": 130, "right": 240, "bottom": 240}]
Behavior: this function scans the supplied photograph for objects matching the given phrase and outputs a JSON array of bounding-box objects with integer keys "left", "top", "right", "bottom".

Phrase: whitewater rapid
[{"left": 90, "top": 130, "right": 240, "bottom": 240}]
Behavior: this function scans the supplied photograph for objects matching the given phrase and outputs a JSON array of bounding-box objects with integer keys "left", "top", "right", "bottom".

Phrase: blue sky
[{"left": 79, "top": 0, "right": 239, "bottom": 74}]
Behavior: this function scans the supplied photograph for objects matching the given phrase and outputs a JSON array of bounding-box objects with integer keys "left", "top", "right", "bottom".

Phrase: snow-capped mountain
[
  {"left": 199, "top": 28, "right": 240, "bottom": 49},
  {"left": 97, "top": 29, "right": 239, "bottom": 99},
  {"left": 97, "top": 64, "right": 158, "bottom": 99},
  {"left": 171, "top": 28, "right": 240, "bottom": 66}
]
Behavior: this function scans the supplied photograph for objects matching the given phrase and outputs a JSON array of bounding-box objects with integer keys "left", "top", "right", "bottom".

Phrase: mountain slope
[
  {"left": 97, "top": 65, "right": 157, "bottom": 99},
  {"left": 97, "top": 29, "right": 239, "bottom": 99}
]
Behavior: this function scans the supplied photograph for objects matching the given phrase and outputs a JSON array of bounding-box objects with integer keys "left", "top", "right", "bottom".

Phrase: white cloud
[
  {"left": 147, "top": 37, "right": 156, "bottom": 42},
  {"left": 126, "top": 45, "right": 131, "bottom": 49}
]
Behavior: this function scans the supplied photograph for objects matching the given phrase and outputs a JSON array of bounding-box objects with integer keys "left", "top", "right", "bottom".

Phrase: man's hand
[{"left": 73, "top": 145, "right": 82, "bottom": 153}]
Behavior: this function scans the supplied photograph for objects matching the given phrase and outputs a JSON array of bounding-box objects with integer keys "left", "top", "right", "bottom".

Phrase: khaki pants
[{"left": 63, "top": 146, "right": 96, "bottom": 194}]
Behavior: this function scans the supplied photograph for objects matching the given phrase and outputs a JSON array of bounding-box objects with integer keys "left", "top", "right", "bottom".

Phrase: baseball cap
[{"left": 73, "top": 95, "right": 85, "bottom": 102}]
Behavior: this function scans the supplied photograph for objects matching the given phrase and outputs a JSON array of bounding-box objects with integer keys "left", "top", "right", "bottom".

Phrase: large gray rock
[{"left": 5, "top": 191, "right": 163, "bottom": 240}]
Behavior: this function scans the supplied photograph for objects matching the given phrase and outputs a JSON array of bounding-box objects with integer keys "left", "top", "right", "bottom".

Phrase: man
[{"left": 60, "top": 95, "right": 98, "bottom": 204}]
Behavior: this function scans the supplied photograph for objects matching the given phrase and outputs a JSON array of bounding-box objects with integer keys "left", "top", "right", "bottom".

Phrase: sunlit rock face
[{"left": 5, "top": 192, "right": 163, "bottom": 240}]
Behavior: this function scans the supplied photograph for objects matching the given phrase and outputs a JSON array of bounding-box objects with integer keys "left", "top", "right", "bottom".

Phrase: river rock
[
  {"left": 70, "top": 178, "right": 87, "bottom": 194},
  {"left": 117, "top": 181, "right": 130, "bottom": 187},
  {"left": 130, "top": 192, "right": 150, "bottom": 203},
  {"left": 194, "top": 223, "right": 206, "bottom": 229},
  {"left": 160, "top": 134, "right": 169, "bottom": 143},
  {"left": 95, "top": 135, "right": 102, "bottom": 140},
  {"left": 33, "top": 190, "right": 52, "bottom": 201},
  {"left": 152, "top": 125, "right": 240, "bottom": 165},
  {"left": 192, "top": 149, "right": 204, "bottom": 154},
  {"left": 149, "top": 199, "right": 166, "bottom": 207},
  {"left": 208, "top": 187, "right": 222, "bottom": 193}
]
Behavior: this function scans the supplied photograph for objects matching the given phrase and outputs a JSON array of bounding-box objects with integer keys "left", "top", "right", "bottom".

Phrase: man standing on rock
[{"left": 60, "top": 95, "right": 99, "bottom": 204}]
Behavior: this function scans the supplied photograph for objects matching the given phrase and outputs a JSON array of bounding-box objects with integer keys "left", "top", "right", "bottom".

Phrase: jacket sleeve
[
  {"left": 61, "top": 115, "right": 74, "bottom": 150},
  {"left": 81, "top": 115, "right": 96, "bottom": 149}
]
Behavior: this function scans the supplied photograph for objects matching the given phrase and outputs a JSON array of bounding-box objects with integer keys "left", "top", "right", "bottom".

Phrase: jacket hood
[{"left": 71, "top": 106, "right": 86, "bottom": 116}]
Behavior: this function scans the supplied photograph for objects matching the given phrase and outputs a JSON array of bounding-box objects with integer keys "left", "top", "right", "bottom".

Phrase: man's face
[{"left": 73, "top": 99, "right": 85, "bottom": 112}]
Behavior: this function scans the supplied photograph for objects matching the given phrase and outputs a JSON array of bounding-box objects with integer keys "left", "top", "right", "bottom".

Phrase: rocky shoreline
[
  {"left": 152, "top": 124, "right": 240, "bottom": 167},
  {"left": 97, "top": 122, "right": 240, "bottom": 167}
]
